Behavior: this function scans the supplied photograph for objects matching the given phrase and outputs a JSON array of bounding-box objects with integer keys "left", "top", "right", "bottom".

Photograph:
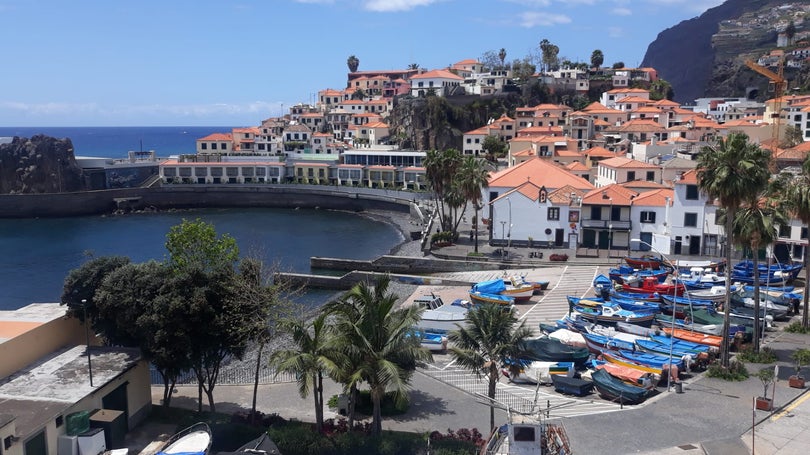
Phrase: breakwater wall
[
  {"left": 0, "top": 185, "right": 431, "bottom": 218},
  {"left": 311, "top": 255, "right": 511, "bottom": 273},
  {"left": 275, "top": 270, "right": 473, "bottom": 290}
]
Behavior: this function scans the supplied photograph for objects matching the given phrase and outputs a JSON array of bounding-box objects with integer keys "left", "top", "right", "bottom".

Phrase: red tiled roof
[
  {"left": 599, "top": 157, "right": 659, "bottom": 169},
  {"left": 582, "top": 184, "right": 638, "bottom": 206},
  {"left": 198, "top": 133, "right": 233, "bottom": 142},
  {"left": 410, "top": 69, "right": 464, "bottom": 80},
  {"left": 631, "top": 188, "right": 674, "bottom": 207},
  {"left": 488, "top": 158, "right": 594, "bottom": 190}
]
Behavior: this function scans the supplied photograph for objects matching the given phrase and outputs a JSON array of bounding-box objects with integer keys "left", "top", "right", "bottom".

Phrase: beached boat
[
  {"left": 502, "top": 360, "right": 575, "bottom": 384},
  {"left": 471, "top": 279, "right": 522, "bottom": 305},
  {"left": 610, "top": 265, "right": 671, "bottom": 284},
  {"left": 413, "top": 294, "right": 470, "bottom": 333},
  {"left": 519, "top": 337, "right": 591, "bottom": 367},
  {"left": 222, "top": 434, "right": 280, "bottom": 455},
  {"left": 469, "top": 291, "right": 515, "bottom": 306},
  {"left": 507, "top": 275, "right": 549, "bottom": 295},
  {"left": 482, "top": 415, "right": 572, "bottom": 455},
  {"left": 410, "top": 329, "right": 448, "bottom": 352},
  {"left": 610, "top": 289, "right": 662, "bottom": 302},
  {"left": 571, "top": 300, "right": 657, "bottom": 327},
  {"left": 546, "top": 328, "right": 587, "bottom": 348},
  {"left": 617, "top": 276, "right": 684, "bottom": 296},
  {"left": 594, "top": 362, "right": 659, "bottom": 389},
  {"left": 591, "top": 368, "right": 653, "bottom": 404},
  {"left": 156, "top": 423, "right": 212, "bottom": 455},
  {"left": 624, "top": 255, "right": 669, "bottom": 270},
  {"left": 581, "top": 332, "right": 635, "bottom": 354},
  {"left": 614, "top": 349, "right": 686, "bottom": 372},
  {"left": 635, "top": 338, "right": 708, "bottom": 358},
  {"left": 661, "top": 327, "right": 722, "bottom": 348}
]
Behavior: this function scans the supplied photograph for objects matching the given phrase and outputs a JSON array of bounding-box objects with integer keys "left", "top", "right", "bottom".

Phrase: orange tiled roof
[
  {"left": 198, "top": 133, "right": 233, "bottom": 141},
  {"left": 610, "top": 119, "right": 667, "bottom": 133},
  {"left": 410, "top": 69, "right": 464, "bottom": 80},
  {"left": 547, "top": 185, "right": 588, "bottom": 204},
  {"left": 565, "top": 161, "right": 590, "bottom": 171},
  {"left": 584, "top": 146, "right": 618, "bottom": 158},
  {"left": 677, "top": 169, "right": 698, "bottom": 185},
  {"left": 616, "top": 95, "right": 652, "bottom": 104},
  {"left": 488, "top": 158, "right": 594, "bottom": 190},
  {"left": 631, "top": 188, "right": 674, "bottom": 207},
  {"left": 582, "top": 184, "right": 638, "bottom": 206},
  {"left": 599, "top": 157, "right": 659, "bottom": 169},
  {"left": 621, "top": 180, "right": 668, "bottom": 190}
]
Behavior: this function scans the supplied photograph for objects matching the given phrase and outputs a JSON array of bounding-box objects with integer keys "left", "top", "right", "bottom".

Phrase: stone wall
[{"left": 311, "top": 255, "right": 509, "bottom": 274}]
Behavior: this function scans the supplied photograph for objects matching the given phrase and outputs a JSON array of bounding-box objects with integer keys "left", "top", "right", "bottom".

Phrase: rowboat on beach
[{"left": 156, "top": 422, "right": 212, "bottom": 455}]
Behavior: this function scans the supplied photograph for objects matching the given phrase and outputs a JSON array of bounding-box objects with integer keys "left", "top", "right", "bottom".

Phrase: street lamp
[
  {"left": 608, "top": 198, "right": 613, "bottom": 258},
  {"left": 507, "top": 197, "right": 512, "bottom": 251},
  {"left": 82, "top": 299, "right": 94, "bottom": 387},
  {"left": 500, "top": 221, "right": 507, "bottom": 258},
  {"left": 631, "top": 238, "right": 688, "bottom": 393}
]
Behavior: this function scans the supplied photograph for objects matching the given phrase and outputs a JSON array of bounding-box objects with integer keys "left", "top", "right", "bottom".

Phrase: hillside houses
[{"left": 176, "top": 56, "right": 810, "bottom": 260}]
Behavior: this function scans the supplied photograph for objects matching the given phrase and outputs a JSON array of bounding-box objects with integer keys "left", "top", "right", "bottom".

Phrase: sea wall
[
  {"left": 311, "top": 255, "right": 510, "bottom": 273},
  {"left": 275, "top": 270, "right": 473, "bottom": 290},
  {"left": 0, "top": 184, "right": 431, "bottom": 218}
]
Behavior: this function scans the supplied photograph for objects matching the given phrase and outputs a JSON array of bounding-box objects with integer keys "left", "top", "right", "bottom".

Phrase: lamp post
[
  {"left": 500, "top": 220, "right": 507, "bottom": 259},
  {"left": 82, "top": 299, "right": 94, "bottom": 387},
  {"left": 608, "top": 198, "right": 613, "bottom": 258},
  {"left": 632, "top": 238, "right": 689, "bottom": 393},
  {"left": 507, "top": 197, "right": 512, "bottom": 252}
]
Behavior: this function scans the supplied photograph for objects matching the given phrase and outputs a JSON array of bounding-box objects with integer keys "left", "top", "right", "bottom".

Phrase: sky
[{"left": 0, "top": 0, "right": 726, "bottom": 127}]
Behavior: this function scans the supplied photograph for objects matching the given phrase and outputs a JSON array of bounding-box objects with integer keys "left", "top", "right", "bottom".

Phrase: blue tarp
[{"left": 472, "top": 279, "right": 506, "bottom": 294}]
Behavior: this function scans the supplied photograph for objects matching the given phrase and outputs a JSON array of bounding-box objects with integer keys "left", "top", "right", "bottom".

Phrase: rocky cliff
[
  {"left": 0, "top": 135, "right": 84, "bottom": 194},
  {"left": 641, "top": 0, "right": 800, "bottom": 103}
]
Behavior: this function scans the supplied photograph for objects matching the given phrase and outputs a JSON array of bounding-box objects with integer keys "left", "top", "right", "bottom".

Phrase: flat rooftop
[{"left": 0, "top": 303, "right": 64, "bottom": 343}]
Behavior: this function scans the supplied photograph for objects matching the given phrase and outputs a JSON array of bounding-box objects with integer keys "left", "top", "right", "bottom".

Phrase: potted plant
[
  {"left": 789, "top": 348, "right": 810, "bottom": 389},
  {"left": 755, "top": 366, "right": 776, "bottom": 411}
]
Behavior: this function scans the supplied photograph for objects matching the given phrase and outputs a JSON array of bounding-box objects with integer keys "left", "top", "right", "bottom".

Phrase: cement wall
[
  {"left": 0, "top": 185, "right": 430, "bottom": 218},
  {"left": 311, "top": 255, "right": 510, "bottom": 274},
  {"left": 275, "top": 270, "right": 472, "bottom": 290}
]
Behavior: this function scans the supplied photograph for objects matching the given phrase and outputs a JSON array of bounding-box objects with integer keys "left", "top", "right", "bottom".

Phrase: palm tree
[
  {"left": 697, "top": 132, "right": 771, "bottom": 367},
  {"left": 498, "top": 48, "right": 506, "bottom": 68},
  {"left": 456, "top": 156, "right": 490, "bottom": 253},
  {"left": 728, "top": 184, "right": 787, "bottom": 351},
  {"left": 448, "top": 304, "right": 533, "bottom": 432},
  {"left": 424, "top": 149, "right": 463, "bottom": 233},
  {"left": 347, "top": 55, "right": 359, "bottom": 73},
  {"left": 590, "top": 49, "right": 604, "bottom": 69},
  {"left": 780, "top": 155, "right": 810, "bottom": 329},
  {"left": 327, "top": 276, "right": 432, "bottom": 436},
  {"left": 270, "top": 313, "right": 339, "bottom": 433}
]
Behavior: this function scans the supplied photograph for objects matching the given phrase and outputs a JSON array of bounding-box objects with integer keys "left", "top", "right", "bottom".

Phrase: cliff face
[
  {"left": 641, "top": 0, "right": 784, "bottom": 103},
  {"left": 0, "top": 135, "right": 84, "bottom": 194}
]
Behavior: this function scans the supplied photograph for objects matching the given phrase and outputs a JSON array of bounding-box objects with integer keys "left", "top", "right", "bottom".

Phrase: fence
[{"left": 149, "top": 364, "right": 298, "bottom": 386}]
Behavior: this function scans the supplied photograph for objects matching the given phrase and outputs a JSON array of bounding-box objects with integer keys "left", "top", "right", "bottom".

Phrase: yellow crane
[{"left": 745, "top": 58, "right": 787, "bottom": 145}]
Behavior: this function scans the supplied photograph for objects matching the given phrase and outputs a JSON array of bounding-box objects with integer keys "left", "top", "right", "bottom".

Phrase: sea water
[{"left": 0, "top": 127, "right": 403, "bottom": 310}]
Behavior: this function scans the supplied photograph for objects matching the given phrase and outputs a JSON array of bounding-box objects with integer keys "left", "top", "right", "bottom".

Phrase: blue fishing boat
[
  {"left": 610, "top": 265, "right": 670, "bottom": 284},
  {"left": 610, "top": 289, "right": 662, "bottom": 302},
  {"left": 616, "top": 349, "right": 685, "bottom": 371},
  {"left": 572, "top": 301, "right": 657, "bottom": 327},
  {"left": 634, "top": 338, "right": 707, "bottom": 358},
  {"left": 582, "top": 332, "right": 636, "bottom": 354},
  {"left": 649, "top": 334, "right": 713, "bottom": 353}
]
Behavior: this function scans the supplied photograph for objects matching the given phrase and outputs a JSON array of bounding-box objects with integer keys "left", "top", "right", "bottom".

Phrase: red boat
[
  {"left": 617, "top": 276, "right": 684, "bottom": 296},
  {"left": 624, "top": 255, "right": 669, "bottom": 270}
]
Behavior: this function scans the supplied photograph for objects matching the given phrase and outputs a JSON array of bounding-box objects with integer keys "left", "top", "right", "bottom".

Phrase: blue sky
[{"left": 0, "top": 0, "right": 724, "bottom": 127}]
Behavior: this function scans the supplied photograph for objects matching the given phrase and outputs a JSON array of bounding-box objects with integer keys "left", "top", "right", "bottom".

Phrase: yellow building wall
[{"left": 0, "top": 314, "right": 86, "bottom": 380}]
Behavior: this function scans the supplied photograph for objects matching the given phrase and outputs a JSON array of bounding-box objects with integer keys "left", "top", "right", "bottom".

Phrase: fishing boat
[
  {"left": 546, "top": 328, "right": 587, "bottom": 348},
  {"left": 606, "top": 295, "right": 662, "bottom": 313},
  {"left": 482, "top": 414, "right": 572, "bottom": 455},
  {"left": 610, "top": 289, "right": 662, "bottom": 302},
  {"left": 593, "top": 273, "right": 614, "bottom": 298},
  {"left": 502, "top": 360, "right": 575, "bottom": 384},
  {"left": 571, "top": 300, "right": 657, "bottom": 327},
  {"left": 635, "top": 338, "right": 708, "bottom": 358},
  {"left": 156, "top": 422, "right": 212, "bottom": 455},
  {"left": 223, "top": 434, "right": 280, "bottom": 455},
  {"left": 661, "top": 327, "right": 722, "bottom": 348},
  {"left": 594, "top": 362, "right": 659, "bottom": 389},
  {"left": 653, "top": 314, "right": 745, "bottom": 338},
  {"left": 581, "top": 332, "right": 635, "bottom": 354},
  {"left": 610, "top": 265, "right": 671, "bottom": 284},
  {"left": 501, "top": 277, "right": 536, "bottom": 302},
  {"left": 734, "top": 259, "right": 803, "bottom": 282},
  {"left": 591, "top": 368, "right": 653, "bottom": 404},
  {"left": 614, "top": 349, "right": 687, "bottom": 373},
  {"left": 519, "top": 336, "right": 591, "bottom": 367},
  {"left": 615, "top": 321, "right": 664, "bottom": 337},
  {"left": 686, "top": 285, "right": 728, "bottom": 302},
  {"left": 624, "top": 255, "right": 669, "bottom": 270},
  {"left": 409, "top": 329, "right": 448, "bottom": 352},
  {"left": 677, "top": 267, "right": 726, "bottom": 286},
  {"left": 508, "top": 275, "right": 549, "bottom": 295},
  {"left": 471, "top": 279, "right": 522, "bottom": 305},
  {"left": 617, "top": 276, "right": 684, "bottom": 296},
  {"left": 413, "top": 294, "right": 470, "bottom": 333}
]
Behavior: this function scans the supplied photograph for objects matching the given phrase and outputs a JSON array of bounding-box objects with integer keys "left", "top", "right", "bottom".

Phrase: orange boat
[
  {"left": 662, "top": 327, "right": 722, "bottom": 348},
  {"left": 595, "top": 363, "right": 659, "bottom": 389}
]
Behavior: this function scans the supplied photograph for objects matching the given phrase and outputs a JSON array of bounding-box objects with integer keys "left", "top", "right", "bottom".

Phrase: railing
[
  {"left": 580, "top": 219, "right": 631, "bottom": 230},
  {"left": 150, "top": 365, "right": 298, "bottom": 386}
]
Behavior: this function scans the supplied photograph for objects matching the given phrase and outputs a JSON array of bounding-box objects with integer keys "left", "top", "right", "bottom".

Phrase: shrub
[
  {"left": 737, "top": 346, "right": 778, "bottom": 364},
  {"left": 431, "top": 231, "right": 454, "bottom": 246},
  {"left": 706, "top": 360, "right": 749, "bottom": 381},
  {"left": 549, "top": 253, "right": 568, "bottom": 262},
  {"left": 784, "top": 321, "right": 810, "bottom": 334}
]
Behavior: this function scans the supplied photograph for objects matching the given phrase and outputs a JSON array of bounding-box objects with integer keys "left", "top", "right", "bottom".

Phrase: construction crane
[{"left": 745, "top": 58, "right": 787, "bottom": 145}]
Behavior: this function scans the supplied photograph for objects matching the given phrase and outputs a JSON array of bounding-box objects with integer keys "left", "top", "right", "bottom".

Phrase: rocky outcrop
[
  {"left": 0, "top": 135, "right": 85, "bottom": 194},
  {"left": 641, "top": 0, "right": 787, "bottom": 103}
]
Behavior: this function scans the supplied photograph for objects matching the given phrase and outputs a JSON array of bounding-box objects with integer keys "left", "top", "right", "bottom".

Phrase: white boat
[
  {"left": 413, "top": 329, "right": 448, "bottom": 352},
  {"left": 686, "top": 285, "right": 727, "bottom": 302},
  {"left": 502, "top": 361, "right": 575, "bottom": 384},
  {"left": 413, "top": 294, "right": 470, "bottom": 333},
  {"left": 157, "top": 422, "right": 212, "bottom": 455},
  {"left": 679, "top": 267, "right": 726, "bottom": 285},
  {"left": 482, "top": 415, "right": 572, "bottom": 455}
]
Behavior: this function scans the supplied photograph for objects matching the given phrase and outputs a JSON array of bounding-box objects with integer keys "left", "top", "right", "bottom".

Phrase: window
[
  {"left": 627, "top": 171, "right": 636, "bottom": 181},
  {"left": 547, "top": 207, "right": 560, "bottom": 220},
  {"left": 646, "top": 171, "right": 655, "bottom": 181},
  {"left": 211, "top": 143, "right": 217, "bottom": 150},
  {"left": 640, "top": 211, "right": 656, "bottom": 223},
  {"left": 684, "top": 212, "right": 698, "bottom": 227},
  {"left": 779, "top": 224, "right": 791, "bottom": 237},
  {"left": 802, "top": 227, "right": 808, "bottom": 239},
  {"left": 686, "top": 185, "right": 699, "bottom": 200},
  {"left": 221, "top": 142, "right": 228, "bottom": 149},
  {"left": 201, "top": 143, "right": 208, "bottom": 150}
]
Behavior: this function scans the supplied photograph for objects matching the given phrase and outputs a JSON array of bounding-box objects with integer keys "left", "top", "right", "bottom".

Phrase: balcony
[{"left": 580, "top": 219, "right": 631, "bottom": 230}]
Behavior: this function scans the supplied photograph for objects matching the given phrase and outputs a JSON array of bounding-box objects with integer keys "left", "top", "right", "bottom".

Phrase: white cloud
[
  {"left": 612, "top": 7, "right": 631, "bottom": 16},
  {"left": 501, "top": 0, "right": 552, "bottom": 6},
  {"left": 362, "top": 0, "right": 441, "bottom": 12},
  {"left": 607, "top": 26, "right": 623, "bottom": 38},
  {"left": 518, "top": 11, "right": 571, "bottom": 28}
]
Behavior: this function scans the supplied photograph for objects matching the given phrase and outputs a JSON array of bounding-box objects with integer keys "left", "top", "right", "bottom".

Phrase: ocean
[
  {"left": 0, "top": 127, "right": 403, "bottom": 311},
  {"left": 0, "top": 126, "right": 230, "bottom": 158}
]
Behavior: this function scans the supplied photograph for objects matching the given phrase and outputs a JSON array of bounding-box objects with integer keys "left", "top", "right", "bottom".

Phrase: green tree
[
  {"left": 347, "top": 55, "right": 359, "bottom": 72},
  {"left": 782, "top": 125, "right": 803, "bottom": 148},
  {"left": 165, "top": 218, "right": 239, "bottom": 273},
  {"left": 780, "top": 155, "right": 810, "bottom": 329},
  {"left": 787, "top": 21, "right": 796, "bottom": 43},
  {"left": 407, "top": 63, "right": 420, "bottom": 70},
  {"left": 482, "top": 135, "right": 507, "bottom": 163},
  {"left": 590, "top": 49, "right": 604, "bottom": 69},
  {"left": 352, "top": 88, "right": 367, "bottom": 100},
  {"left": 697, "top": 132, "right": 771, "bottom": 367},
  {"left": 456, "top": 156, "right": 490, "bottom": 253},
  {"left": 510, "top": 57, "right": 537, "bottom": 81},
  {"left": 424, "top": 148, "right": 463, "bottom": 233},
  {"left": 539, "top": 39, "right": 559, "bottom": 72},
  {"left": 61, "top": 255, "right": 131, "bottom": 338},
  {"left": 327, "top": 276, "right": 431, "bottom": 436},
  {"left": 498, "top": 48, "right": 507, "bottom": 68},
  {"left": 649, "top": 79, "right": 675, "bottom": 101},
  {"left": 271, "top": 313, "right": 339, "bottom": 433},
  {"left": 612, "top": 61, "right": 625, "bottom": 69},
  {"left": 448, "top": 304, "right": 533, "bottom": 432}
]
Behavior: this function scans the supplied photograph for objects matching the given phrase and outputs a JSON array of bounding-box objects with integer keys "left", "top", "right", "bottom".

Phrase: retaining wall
[{"left": 275, "top": 270, "right": 472, "bottom": 290}]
